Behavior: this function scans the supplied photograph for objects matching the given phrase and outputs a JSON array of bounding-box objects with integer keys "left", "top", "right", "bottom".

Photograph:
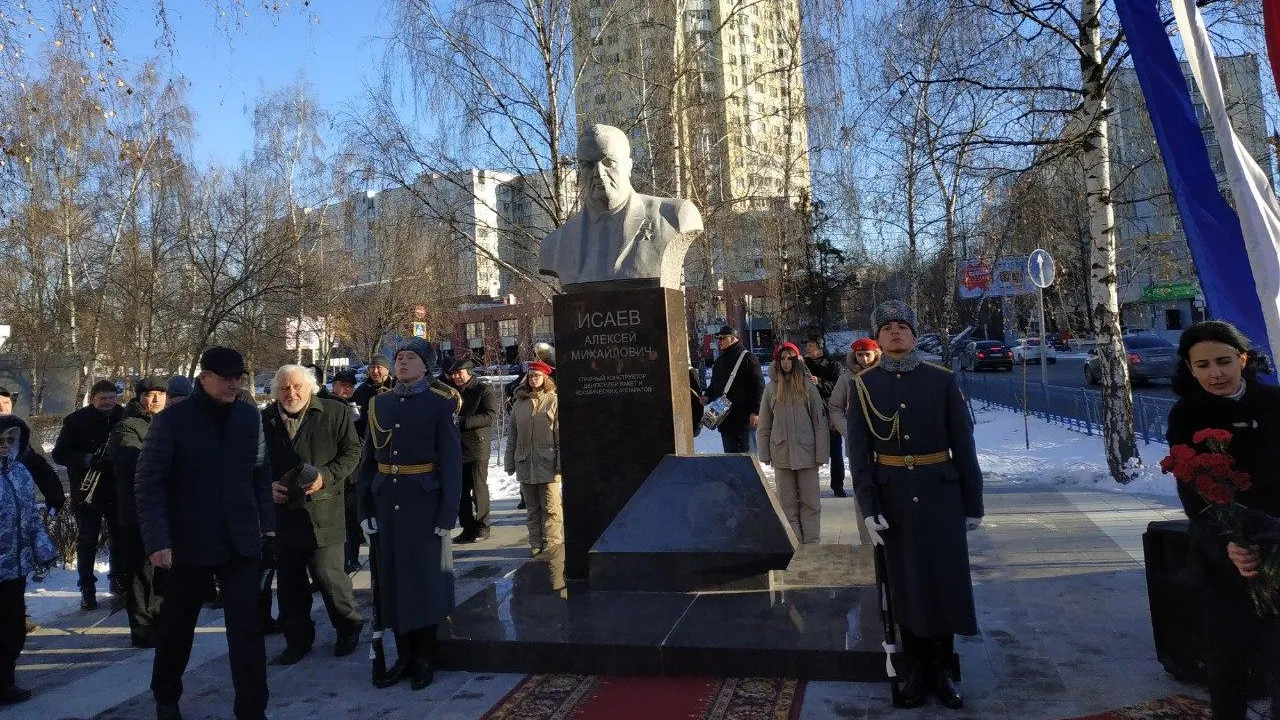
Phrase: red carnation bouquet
[{"left": 1161, "top": 428, "right": 1280, "bottom": 617}]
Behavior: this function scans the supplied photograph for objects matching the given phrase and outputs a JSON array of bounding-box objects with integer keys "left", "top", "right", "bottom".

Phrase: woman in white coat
[{"left": 757, "top": 342, "right": 829, "bottom": 543}]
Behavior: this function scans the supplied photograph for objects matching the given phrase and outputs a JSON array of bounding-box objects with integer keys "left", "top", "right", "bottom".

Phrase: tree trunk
[{"left": 1081, "top": 0, "right": 1139, "bottom": 483}]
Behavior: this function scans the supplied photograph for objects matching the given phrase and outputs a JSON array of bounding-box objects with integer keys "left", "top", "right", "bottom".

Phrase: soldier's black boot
[
  {"left": 375, "top": 633, "right": 412, "bottom": 689},
  {"left": 897, "top": 631, "right": 931, "bottom": 708},
  {"left": 932, "top": 636, "right": 963, "bottom": 710},
  {"left": 898, "top": 661, "right": 930, "bottom": 709},
  {"left": 409, "top": 626, "right": 436, "bottom": 691}
]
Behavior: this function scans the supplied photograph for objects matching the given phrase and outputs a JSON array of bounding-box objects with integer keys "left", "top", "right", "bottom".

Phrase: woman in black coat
[{"left": 1166, "top": 321, "right": 1280, "bottom": 720}]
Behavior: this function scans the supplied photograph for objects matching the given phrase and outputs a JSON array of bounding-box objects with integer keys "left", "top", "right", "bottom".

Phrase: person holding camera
[
  {"left": 262, "top": 365, "right": 364, "bottom": 666},
  {"left": 52, "top": 379, "right": 124, "bottom": 611},
  {"left": 704, "top": 326, "right": 764, "bottom": 453}
]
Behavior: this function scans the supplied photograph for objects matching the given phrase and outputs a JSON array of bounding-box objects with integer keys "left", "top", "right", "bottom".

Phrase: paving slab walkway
[{"left": 2, "top": 483, "right": 1218, "bottom": 720}]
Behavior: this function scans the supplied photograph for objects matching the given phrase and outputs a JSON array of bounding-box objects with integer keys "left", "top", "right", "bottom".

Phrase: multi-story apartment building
[
  {"left": 570, "top": 0, "right": 813, "bottom": 342},
  {"left": 1107, "top": 54, "right": 1272, "bottom": 341},
  {"left": 570, "top": 0, "right": 810, "bottom": 209}
]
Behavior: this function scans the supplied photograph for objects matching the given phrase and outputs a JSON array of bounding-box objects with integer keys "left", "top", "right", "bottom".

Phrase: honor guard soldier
[
  {"left": 356, "top": 338, "right": 462, "bottom": 691},
  {"left": 846, "top": 300, "right": 984, "bottom": 711}
]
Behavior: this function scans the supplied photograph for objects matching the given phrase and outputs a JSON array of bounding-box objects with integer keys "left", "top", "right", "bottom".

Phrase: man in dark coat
[
  {"left": 52, "top": 378, "right": 125, "bottom": 610},
  {"left": 104, "top": 376, "right": 168, "bottom": 648},
  {"left": 447, "top": 360, "right": 497, "bottom": 543},
  {"left": 262, "top": 364, "right": 364, "bottom": 665},
  {"left": 352, "top": 356, "right": 394, "bottom": 440},
  {"left": 357, "top": 338, "right": 462, "bottom": 691},
  {"left": 804, "top": 335, "right": 847, "bottom": 497},
  {"left": 0, "top": 387, "right": 64, "bottom": 515},
  {"left": 847, "top": 300, "right": 983, "bottom": 711},
  {"left": 704, "top": 326, "right": 764, "bottom": 453},
  {"left": 330, "top": 370, "right": 364, "bottom": 573},
  {"left": 135, "top": 347, "right": 275, "bottom": 720}
]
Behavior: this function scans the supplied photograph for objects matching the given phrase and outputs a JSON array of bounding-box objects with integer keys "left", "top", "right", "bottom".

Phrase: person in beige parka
[
  {"left": 757, "top": 342, "right": 830, "bottom": 543},
  {"left": 503, "top": 362, "right": 563, "bottom": 556}
]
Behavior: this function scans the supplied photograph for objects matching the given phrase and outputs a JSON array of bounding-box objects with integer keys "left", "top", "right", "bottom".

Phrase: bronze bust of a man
[{"left": 539, "top": 124, "right": 703, "bottom": 290}]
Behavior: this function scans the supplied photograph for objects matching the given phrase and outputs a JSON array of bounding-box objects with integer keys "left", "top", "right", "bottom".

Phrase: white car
[{"left": 1011, "top": 338, "right": 1057, "bottom": 364}]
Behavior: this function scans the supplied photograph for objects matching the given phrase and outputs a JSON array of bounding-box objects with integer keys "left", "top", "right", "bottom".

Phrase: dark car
[
  {"left": 960, "top": 340, "right": 1014, "bottom": 372},
  {"left": 1084, "top": 334, "right": 1178, "bottom": 385}
]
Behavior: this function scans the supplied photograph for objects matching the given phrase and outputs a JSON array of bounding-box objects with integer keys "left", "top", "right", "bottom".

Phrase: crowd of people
[
  {"left": 1, "top": 302, "right": 1277, "bottom": 718},
  {"left": 0, "top": 334, "right": 563, "bottom": 716}
]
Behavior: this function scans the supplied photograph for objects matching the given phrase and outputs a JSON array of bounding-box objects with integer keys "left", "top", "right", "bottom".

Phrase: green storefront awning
[{"left": 1141, "top": 281, "right": 1198, "bottom": 302}]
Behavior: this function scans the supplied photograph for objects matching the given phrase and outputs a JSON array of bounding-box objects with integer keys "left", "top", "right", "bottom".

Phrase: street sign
[{"left": 1027, "top": 249, "right": 1056, "bottom": 289}]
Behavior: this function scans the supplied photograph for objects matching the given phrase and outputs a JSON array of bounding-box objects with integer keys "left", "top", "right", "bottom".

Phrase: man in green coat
[
  {"left": 262, "top": 365, "right": 364, "bottom": 665},
  {"left": 104, "top": 376, "right": 168, "bottom": 647}
]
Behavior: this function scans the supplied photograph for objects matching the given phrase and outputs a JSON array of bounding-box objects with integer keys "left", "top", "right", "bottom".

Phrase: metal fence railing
[{"left": 957, "top": 372, "right": 1175, "bottom": 445}]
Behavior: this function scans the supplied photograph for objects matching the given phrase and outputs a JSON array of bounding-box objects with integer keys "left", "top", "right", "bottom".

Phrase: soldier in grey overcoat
[
  {"left": 846, "top": 300, "right": 983, "bottom": 711},
  {"left": 357, "top": 338, "right": 462, "bottom": 691}
]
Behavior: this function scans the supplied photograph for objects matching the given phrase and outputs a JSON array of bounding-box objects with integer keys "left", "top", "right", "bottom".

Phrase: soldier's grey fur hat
[
  {"left": 395, "top": 338, "right": 437, "bottom": 369},
  {"left": 871, "top": 299, "right": 917, "bottom": 335}
]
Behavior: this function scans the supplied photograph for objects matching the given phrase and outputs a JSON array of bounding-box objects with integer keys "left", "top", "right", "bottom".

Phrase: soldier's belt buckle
[
  {"left": 903, "top": 454, "right": 916, "bottom": 469},
  {"left": 390, "top": 464, "right": 399, "bottom": 474}
]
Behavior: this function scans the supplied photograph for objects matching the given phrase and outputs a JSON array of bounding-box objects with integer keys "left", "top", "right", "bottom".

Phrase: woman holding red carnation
[{"left": 1168, "top": 321, "right": 1280, "bottom": 719}]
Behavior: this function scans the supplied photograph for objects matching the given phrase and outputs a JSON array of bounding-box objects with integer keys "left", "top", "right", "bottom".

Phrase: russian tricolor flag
[{"left": 1115, "top": 0, "right": 1280, "bottom": 365}]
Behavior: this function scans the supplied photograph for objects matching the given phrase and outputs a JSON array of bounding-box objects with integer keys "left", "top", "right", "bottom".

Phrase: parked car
[
  {"left": 1011, "top": 338, "right": 1058, "bottom": 365},
  {"left": 959, "top": 340, "right": 1014, "bottom": 372},
  {"left": 1084, "top": 334, "right": 1178, "bottom": 385}
]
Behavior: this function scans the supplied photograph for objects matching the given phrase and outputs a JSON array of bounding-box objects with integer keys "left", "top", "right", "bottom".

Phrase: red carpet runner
[
  {"left": 481, "top": 674, "right": 805, "bottom": 720},
  {"left": 1057, "top": 694, "right": 1212, "bottom": 720}
]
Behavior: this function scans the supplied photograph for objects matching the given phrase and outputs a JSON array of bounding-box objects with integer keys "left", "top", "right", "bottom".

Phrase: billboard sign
[{"left": 957, "top": 256, "right": 1037, "bottom": 299}]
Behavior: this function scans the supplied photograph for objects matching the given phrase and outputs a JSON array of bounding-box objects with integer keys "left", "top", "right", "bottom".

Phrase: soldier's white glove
[
  {"left": 360, "top": 518, "right": 378, "bottom": 538},
  {"left": 864, "top": 515, "right": 890, "bottom": 546},
  {"left": 434, "top": 527, "right": 449, "bottom": 538},
  {"left": 965, "top": 517, "right": 982, "bottom": 532}
]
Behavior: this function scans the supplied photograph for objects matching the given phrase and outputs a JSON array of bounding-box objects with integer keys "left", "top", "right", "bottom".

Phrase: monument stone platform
[{"left": 437, "top": 543, "right": 891, "bottom": 681}]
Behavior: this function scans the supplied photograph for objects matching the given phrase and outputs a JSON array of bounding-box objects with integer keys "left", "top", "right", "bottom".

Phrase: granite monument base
[
  {"left": 437, "top": 543, "right": 892, "bottom": 681},
  {"left": 553, "top": 285, "right": 695, "bottom": 579},
  {"left": 589, "top": 455, "right": 798, "bottom": 592}
]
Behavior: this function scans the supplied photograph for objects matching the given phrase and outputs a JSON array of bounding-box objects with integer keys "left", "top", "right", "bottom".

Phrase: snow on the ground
[
  {"left": 25, "top": 559, "right": 110, "bottom": 625},
  {"left": 694, "top": 406, "right": 1176, "bottom": 499},
  {"left": 972, "top": 406, "right": 1176, "bottom": 497}
]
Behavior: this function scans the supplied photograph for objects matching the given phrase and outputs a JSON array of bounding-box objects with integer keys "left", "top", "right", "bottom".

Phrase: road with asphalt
[{"left": 952, "top": 354, "right": 1177, "bottom": 400}]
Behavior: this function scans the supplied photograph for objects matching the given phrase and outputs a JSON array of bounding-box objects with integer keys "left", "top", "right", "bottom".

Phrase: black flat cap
[
  {"left": 715, "top": 325, "right": 738, "bottom": 338},
  {"left": 448, "top": 359, "right": 475, "bottom": 373},
  {"left": 200, "top": 346, "right": 248, "bottom": 377}
]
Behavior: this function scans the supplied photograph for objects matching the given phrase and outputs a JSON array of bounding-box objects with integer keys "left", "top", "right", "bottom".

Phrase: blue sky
[{"left": 112, "top": 1, "right": 390, "bottom": 167}]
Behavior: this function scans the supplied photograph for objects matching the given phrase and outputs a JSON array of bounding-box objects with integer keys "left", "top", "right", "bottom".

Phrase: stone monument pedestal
[
  {"left": 552, "top": 283, "right": 694, "bottom": 579},
  {"left": 588, "top": 455, "right": 798, "bottom": 592},
  {"left": 438, "top": 543, "right": 890, "bottom": 681}
]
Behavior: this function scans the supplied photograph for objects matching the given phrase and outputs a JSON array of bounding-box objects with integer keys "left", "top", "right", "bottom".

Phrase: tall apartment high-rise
[
  {"left": 570, "top": 0, "right": 810, "bottom": 214},
  {"left": 1107, "top": 53, "right": 1272, "bottom": 340}
]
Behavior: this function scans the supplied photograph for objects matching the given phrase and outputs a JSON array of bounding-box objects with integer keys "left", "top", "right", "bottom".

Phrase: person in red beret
[
  {"left": 503, "top": 361, "right": 562, "bottom": 556},
  {"left": 756, "top": 342, "right": 829, "bottom": 543}
]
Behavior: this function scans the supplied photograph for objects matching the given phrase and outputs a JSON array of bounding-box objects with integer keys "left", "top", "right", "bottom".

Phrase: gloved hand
[
  {"left": 361, "top": 517, "right": 378, "bottom": 538},
  {"left": 965, "top": 517, "right": 982, "bottom": 532},
  {"left": 864, "top": 515, "right": 890, "bottom": 546},
  {"left": 434, "top": 527, "right": 449, "bottom": 538}
]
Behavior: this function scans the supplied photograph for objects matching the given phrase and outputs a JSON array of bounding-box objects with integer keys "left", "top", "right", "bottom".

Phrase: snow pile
[{"left": 971, "top": 407, "right": 1176, "bottom": 497}]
